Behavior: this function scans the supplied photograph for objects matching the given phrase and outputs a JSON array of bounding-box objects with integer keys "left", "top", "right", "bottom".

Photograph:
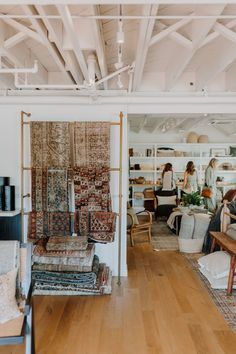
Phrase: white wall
[
  {"left": 2, "top": 94, "right": 236, "bottom": 277},
  {"left": 0, "top": 103, "right": 128, "bottom": 277}
]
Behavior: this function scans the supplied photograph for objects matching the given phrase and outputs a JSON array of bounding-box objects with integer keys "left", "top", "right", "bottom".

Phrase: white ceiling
[
  {"left": 128, "top": 113, "right": 236, "bottom": 135},
  {"left": 0, "top": 2, "right": 236, "bottom": 93}
]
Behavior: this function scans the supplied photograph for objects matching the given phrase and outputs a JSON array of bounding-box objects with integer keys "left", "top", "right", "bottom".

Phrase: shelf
[
  {"left": 129, "top": 184, "right": 161, "bottom": 187},
  {"left": 129, "top": 198, "right": 155, "bottom": 201},
  {"left": 0, "top": 210, "right": 21, "bottom": 217},
  {"left": 130, "top": 156, "right": 155, "bottom": 159},
  {"left": 130, "top": 170, "right": 155, "bottom": 173}
]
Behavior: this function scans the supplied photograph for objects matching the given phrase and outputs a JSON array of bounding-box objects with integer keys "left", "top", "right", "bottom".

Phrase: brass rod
[
  {"left": 117, "top": 111, "right": 123, "bottom": 286},
  {"left": 23, "top": 122, "right": 30, "bottom": 125},
  {"left": 110, "top": 122, "right": 120, "bottom": 126},
  {"left": 21, "top": 110, "right": 31, "bottom": 242},
  {"left": 23, "top": 193, "right": 30, "bottom": 198},
  {"left": 23, "top": 166, "right": 121, "bottom": 171}
]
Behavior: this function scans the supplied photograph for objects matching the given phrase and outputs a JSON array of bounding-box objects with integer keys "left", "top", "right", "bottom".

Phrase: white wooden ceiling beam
[
  {"left": 90, "top": 5, "right": 108, "bottom": 89},
  {"left": 200, "top": 19, "right": 236, "bottom": 48},
  {"left": 0, "top": 13, "right": 44, "bottom": 45},
  {"left": 35, "top": 4, "right": 82, "bottom": 85},
  {"left": 213, "top": 22, "right": 236, "bottom": 44},
  {"left": 21, "top": 5, "right": 73, "bottom": 83},
  {"left": 132, "top": 4, "right": 159, "bottom": 91},
  {"left": 56, "top": 4, "right": 89, "bottom": 83},
  {"left": 196, "top": 38, "right": 236, "bottom": 90},
  {"left": 165, "top": 5, "right": 226, "bottom": 91},
  {"left": 156, "top": 22, "right": 192, "bottom": 49},
  {"left": 149, "top": 16, "right": 193, "bottom": 48},
  {"left": 4, "top": 32, "right": 27, "bottom": 49}
]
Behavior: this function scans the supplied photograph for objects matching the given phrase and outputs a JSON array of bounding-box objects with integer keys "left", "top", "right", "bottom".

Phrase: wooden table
[{"left": 210, "top": 231, "right": 236, "bottom": 295}]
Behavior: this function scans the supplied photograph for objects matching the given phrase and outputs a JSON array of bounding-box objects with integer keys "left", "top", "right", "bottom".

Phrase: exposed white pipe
[
  {"left": 1, "top": 14, "right": 236, "bottom": 20},
  {"left": 0, "top": 60, "right": 38, "bottom": 74},
  {"left": 14, "top": 64, "right": 133, "bottom": 89}
]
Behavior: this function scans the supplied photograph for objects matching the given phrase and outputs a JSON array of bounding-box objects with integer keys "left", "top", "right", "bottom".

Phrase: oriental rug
[
  {"left": 33, "top": 238, "right": 94, "bottom": 259},
  {"left": 74, "top": 122, "right": 110, "bottom": 167},
  {"left": 151, "top": 221, "right": 179, "bottom": 251},
  {"left": 185, "top": 254, "right": 236, "bottom": 332},
  {"left": 46, "top": 235, "right": 88, "bottom": 251},
  {"left": 74, "top": 167, "right": 111, "bottom": 212},
  {"left": 75, "top": 211, "right": 117, "bottom": 243},
  {"left": 33, "top": 264, "right": 112, "bottom": 295},
  {"left": 31, "top": 168, "right": 69, "bottom": 212},
  {"left": 30, "top": 121, "right": 71, "bottom": 168},
  {"left": 28, "top": 211, "right": 71, "bottom": 240}
]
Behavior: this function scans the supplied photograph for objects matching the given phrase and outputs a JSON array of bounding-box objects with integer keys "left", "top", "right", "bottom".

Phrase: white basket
[{"left": 178, "top": 238, "right": 204, "bottom": 253}]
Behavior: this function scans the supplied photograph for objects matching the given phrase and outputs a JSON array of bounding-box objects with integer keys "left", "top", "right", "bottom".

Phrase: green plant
[{"left": 182, "top": 191, "right": 203, "bottom": 206}]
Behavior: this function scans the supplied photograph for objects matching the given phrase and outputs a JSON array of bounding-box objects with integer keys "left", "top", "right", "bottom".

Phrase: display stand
[{"left": 20, "top": 111, "right": 124, "bottom": 285}]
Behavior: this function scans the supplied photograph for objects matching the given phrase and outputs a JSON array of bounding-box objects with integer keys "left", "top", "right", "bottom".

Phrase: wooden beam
[
  {"left": 213, "top": 22, "right": 236, "bottom": 44},
  {"left": 132, "top": 4, "right": 159, "bottom": 91},
  {"left": 149, "top": 16, "right": 193, "bottom": 48},
  {"left": 156, "top": 21, "right": 192, "bottom": 49},
  {"left": 165, "top": 5, "right": 226, "bottom": 91},
  {"left": 56, "top": 4, "right": 89, "bottom": 83},
  {"left": 196, "top": 37, "right": 236, "bottom": 90},
  {"left": 91, "top": 5, "right": 108, "bottom": 89},
  {"left": 200, "top": 19, "right": 236, "bottom": 48},
  {"left": 1, "top": 13, "right": 44, "bottom": 45},
  {"left": 21, "top": 5, "right": 73, "bottom": 83},
  {"left": 4, "top": 32, "right": 27, "bottom": 49},
  {"left": 35, "top": 4, "right": 82, "bottom": 85}
]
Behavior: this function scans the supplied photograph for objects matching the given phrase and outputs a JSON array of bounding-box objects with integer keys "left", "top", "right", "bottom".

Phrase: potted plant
[{"left": 182, "top": 191, "right": 204, "bottom": 207}]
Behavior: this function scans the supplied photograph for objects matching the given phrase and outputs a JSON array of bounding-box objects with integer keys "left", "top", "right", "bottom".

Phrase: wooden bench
[{"left": 209, "top": 231, "right": 236, "bottom": 295}]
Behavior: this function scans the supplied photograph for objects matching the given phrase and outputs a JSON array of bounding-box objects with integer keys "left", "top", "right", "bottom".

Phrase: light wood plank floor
[{"left": 1, "top": 244, "right": 236, "bottom": 354}]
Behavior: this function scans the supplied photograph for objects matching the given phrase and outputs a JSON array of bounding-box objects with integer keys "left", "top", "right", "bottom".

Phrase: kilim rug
[
  {"left": 185, "top": 253, "right": 236, "bottom": 332},
  {"left": 73, "top": 122, "right": 110, "bottom": 167},
  {"left": 31, "top": 168, "right": 69, "bottom": 212},
  {"left": 30, "top": 121, "right": 72, "bottom": 168},
  {"left": 151, "top": 220, "right": 179, "bottom": 251}
]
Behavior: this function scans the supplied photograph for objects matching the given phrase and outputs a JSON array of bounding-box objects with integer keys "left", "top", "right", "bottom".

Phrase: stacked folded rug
[{"left": 32, "top": 236, "right": 112, "bottom": 295}]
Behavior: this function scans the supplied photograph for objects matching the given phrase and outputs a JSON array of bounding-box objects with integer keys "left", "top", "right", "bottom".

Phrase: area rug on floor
[
  {"left": 151, "top": 221, "right": 179, "bottom": 251},
  {"left": 185, "top": 254, "right": 236, "bottom": 332}
]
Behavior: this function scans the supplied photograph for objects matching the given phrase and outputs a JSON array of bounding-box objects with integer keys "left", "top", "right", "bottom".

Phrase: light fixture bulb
[{"left": 116, "top": 20, "right": 124, "bottom": 44}]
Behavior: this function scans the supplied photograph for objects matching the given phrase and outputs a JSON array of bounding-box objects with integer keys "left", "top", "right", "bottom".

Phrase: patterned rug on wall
[
  {"left": 185, "top": 253, "right": 236, "bottom": 332},
  {"left": 151, "top": 220, "right": 179, "bottom": 251}
]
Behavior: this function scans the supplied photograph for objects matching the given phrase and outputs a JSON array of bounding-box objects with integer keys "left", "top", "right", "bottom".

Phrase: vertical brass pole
[
  {"left": 21, "top": 111, "right": 24, "bottom": 242},
  {"left": 21, "top": 111, "right": 31, "bottom": 242},
  {"left": 117, "top": 111, "right": 123, "bottom": 286}
]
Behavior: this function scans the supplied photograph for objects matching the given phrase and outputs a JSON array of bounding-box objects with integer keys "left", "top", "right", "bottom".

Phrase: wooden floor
[{"left": 1, "top": 244, "right": 236, "bottom": 354}]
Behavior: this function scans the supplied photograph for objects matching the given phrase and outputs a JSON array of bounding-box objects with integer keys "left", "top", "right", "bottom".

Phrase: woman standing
[
  {"left": 204, "top": 158, "right": 218, "bottom": 211},
  {"left": 162, "top": 163, "right": 178, "bottom": 191},
  {"left": 182, "top": 161, "right": 198, "bottom": 194}
]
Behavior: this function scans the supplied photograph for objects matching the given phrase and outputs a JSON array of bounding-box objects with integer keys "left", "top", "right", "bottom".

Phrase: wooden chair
[
  {"left": 127, "top": 210, "right": 152, "bottom": 246},
  {"left": 0, "top": 241, "right": 35, "bottom": 354}
]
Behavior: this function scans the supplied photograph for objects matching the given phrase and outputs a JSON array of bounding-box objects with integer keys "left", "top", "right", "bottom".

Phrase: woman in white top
[
  {"left": 182, "top": 161, "right": 198, "bottom": 194},
  {"left": 162, "top": 163, "right": 177, "bottom": 191}
]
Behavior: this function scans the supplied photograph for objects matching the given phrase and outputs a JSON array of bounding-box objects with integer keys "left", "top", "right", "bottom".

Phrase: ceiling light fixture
[
  {"left": 117, "top": 74, "right": 123, "bottom": 89},
  {"left": 117, "top": 19, "right": 124, "bottom": 44}
]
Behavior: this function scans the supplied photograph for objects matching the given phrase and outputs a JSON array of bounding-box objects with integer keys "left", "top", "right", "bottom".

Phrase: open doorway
[{"left": 127, "top": 113, "right": 236, "bottom": 250}]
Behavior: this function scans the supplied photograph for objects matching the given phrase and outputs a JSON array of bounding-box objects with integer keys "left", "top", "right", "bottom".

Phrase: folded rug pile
[{"left": 32, "top": 236, "right": 112, "bottom": 295}]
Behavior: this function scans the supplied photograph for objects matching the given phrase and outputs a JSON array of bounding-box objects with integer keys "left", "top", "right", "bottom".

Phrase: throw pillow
[
  {"left": 192, "top": 214, "right": 211, "bottom": 239},
  {"left": 157, "top": 195, "right": 176, "bottom": 206},
  {"left": 0, "top": 268, "right": 21, "bottom": 324},
  {"left": 127, "top": 208, "right": 139, "bottom": 228},
  {"left": 179, "top": 214, "right": 194, "bottom": 239},
  {"left": 226, "top": 223, "right": 236, "bottom": 241},
  {"left": 197, "top": 251, "right": 230, "bottom": 279}
]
